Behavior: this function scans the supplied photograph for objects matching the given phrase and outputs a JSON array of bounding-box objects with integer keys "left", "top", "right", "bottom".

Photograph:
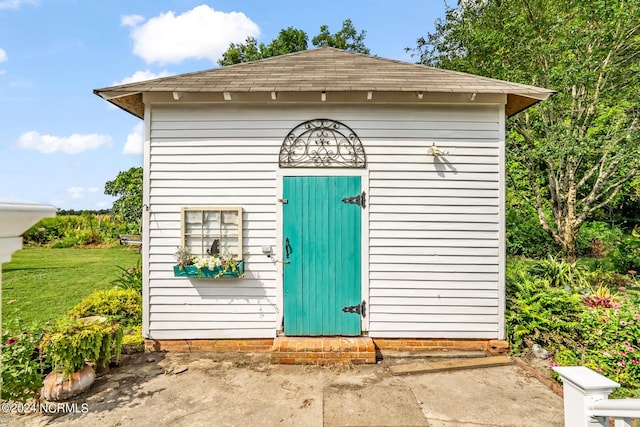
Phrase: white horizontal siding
[
  {"left": 365, "top": 104, "right": 502, "bottom": 339},
  {"left": 146, "top": 103, "right": 503, "bottom": 340}
]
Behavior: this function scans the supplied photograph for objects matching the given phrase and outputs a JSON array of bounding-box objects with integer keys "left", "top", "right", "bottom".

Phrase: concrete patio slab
[{"left": 1, "top": 352, "right": 564, "bottom": 427}]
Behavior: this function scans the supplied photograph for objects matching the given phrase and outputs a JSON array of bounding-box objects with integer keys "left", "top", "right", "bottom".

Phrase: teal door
[{"left": 283, "top": 176, "right": 362, "bottom": 336}]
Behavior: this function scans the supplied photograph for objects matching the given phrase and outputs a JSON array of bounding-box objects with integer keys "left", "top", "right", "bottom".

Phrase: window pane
[
  {"left": 220, "top": 236, "right": 239, "bottom": 258},
  {"left": 184, "top": 210, "right": 202, "bottom": 235},
  {"left": 221, "top": 210, "right": 238, "bottom": 225},
  {"left": 184, "top": 235, "right": 202, "bottom": 256},
  {"left": 203, "top": 211, "right": 221, "bottom": 233}
]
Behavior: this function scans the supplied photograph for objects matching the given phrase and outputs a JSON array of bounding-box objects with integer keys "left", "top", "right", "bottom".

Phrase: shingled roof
[{"left": 94, "top": 47, "right": 554, "bottom": 118}]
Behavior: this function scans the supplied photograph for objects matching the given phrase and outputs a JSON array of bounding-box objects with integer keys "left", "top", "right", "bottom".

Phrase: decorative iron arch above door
[{"left": 279, "top": 119, "right": 366, "bottom": 168}]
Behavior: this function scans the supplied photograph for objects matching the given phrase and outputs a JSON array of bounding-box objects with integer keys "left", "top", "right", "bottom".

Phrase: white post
[
  {"left": 0, "top": 203, "right": 57, "bottom": 329},
  {"left": 553, "top": 366, "right": 620, "bottom": 427}
]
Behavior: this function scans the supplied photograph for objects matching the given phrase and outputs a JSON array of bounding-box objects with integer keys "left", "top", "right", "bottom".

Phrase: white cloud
[
  {"left": 88, "top": 187, "right": 99, "bottom": 193},
  {"left": 67, "top": 187, "right": 85, "bottom": 200},
  {"left": 17, "top": 131, "right": 112, "bottom": 154},
  {"left": 123, "top": 123, "right": 144, "bottom": 155},
  {"left": 126, "top": 5, "right": 260, "bottom": 65},
  {"left": 113, "top": 69, "right": 172, "bottom": 86},
  {"left": 121, "top": 14, "right": 144, "bottom": 27},
  {"left": 0, "top": 0, "right": 38, "bottom": 9},
  {"left": 0, "top": 49, "right": 7, "bottom": 62}
]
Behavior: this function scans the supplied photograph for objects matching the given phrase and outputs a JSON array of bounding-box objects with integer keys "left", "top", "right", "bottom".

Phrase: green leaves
[
  {"left": 1, "top": 322, "right": 45, "bottom": 402},
  {"left": 104, "top": 167, "right": 143, "bottom": 232},
  {"left": 39, "top": 318, "right": 124, "bottom": 378},
  {"left": 218, "top": 19, "right": 370, "bottom": 66},
  {"left": 412, "top": 0, "right": 640, "bottom": 260}
]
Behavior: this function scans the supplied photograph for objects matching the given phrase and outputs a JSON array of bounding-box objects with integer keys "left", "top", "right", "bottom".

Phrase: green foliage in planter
[
  {"left": 39, "top": 318, "right": 123, "bottom": 378},
  {"left": 67, "top": 288, "right": 141, "bottom": 327},
  {"left": 1, "top": 320, "right": 47, "bottom": 402}
]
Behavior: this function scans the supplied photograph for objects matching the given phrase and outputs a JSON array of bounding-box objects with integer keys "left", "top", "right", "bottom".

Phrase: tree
[
  {"left": 218, "top": 19, "right": 369, "bottom": 66},
  {"left": 411, "top": 0, "right": 640, "bottom": 261},
  {"left": 311, "top": 18, "right": 370, "bottom": 54},
  {"left": 104, "top": 167, "right": 143, "bottom": 231},
  {"left": 218, "top": 27, "right": 308, "bottom": 66}
]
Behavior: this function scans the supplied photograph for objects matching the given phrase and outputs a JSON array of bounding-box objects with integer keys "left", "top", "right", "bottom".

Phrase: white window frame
[{"left": 181, "top": 206, "right": 243, "bottom": 260}]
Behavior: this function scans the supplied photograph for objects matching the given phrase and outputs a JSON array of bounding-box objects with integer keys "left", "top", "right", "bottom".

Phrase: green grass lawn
[{"left": 2, "top": 246, "right": 141, "bottom": 328}]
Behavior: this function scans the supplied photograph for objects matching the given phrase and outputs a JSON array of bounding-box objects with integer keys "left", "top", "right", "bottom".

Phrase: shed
[{"left": 95, "top": 47, "right": 553, "bottom": 353}]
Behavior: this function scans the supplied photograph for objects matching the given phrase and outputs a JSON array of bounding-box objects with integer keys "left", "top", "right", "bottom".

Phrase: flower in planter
[{"left": 174, "top": 246, "right": 194, "bottom": 268}]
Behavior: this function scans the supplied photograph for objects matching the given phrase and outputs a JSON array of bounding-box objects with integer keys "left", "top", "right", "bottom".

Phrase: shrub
[
  {"left": 122, "top": 325, "right": 145, "bottom": 353},
  {"left": 39, "top": 318, "right": 123, "bottom": 378},
  {"left": 112, "top": 261, "right": 142, "bottom": 294},
  {"left": 577, "top": 221, "right": 623, "bottom": 258},
  {"left": 23, "top": 213, "right": 131, "bottom": 247},
  {"left": 67, "top": 288, "right": 141, "bottom": 327},
  {"left": 551, "top": 304, "right": 640, "bottom": 397},
  {"left": 529, "top": 255, "right": 590, "bottom": 292},
  {"left": 608, "top": 233, "right": 640, "bottom": 273},
  {"left": 1, "top": 321, "right": 47, "bottom": 402},
  {"left": 505, "top": 276, "right": 583, "bottom": 354},
  {"left": 506, "top": 205, "right": 556, "bottom": 258}
]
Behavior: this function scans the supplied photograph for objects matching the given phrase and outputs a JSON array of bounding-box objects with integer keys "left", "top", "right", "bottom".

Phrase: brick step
[{"left": 271, "top": 336, "right": 376, "bottom": 365}]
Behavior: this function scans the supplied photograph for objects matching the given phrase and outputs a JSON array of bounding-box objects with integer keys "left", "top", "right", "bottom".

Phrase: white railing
[{"left": 553, "top": 366, "right": 640, "bottom": 427}]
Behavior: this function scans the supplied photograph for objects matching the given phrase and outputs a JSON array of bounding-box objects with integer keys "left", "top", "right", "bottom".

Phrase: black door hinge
[
  {"left": 342, "top": 191, "right": 366, "bottom": 209},
  {"left": 342, "top": 300, "right": 366, "bottom": 318}
]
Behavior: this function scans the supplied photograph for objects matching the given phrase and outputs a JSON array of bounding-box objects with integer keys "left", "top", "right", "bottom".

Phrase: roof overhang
[{"left": 94, "top": 89, "right": 553, "bottom": 120}]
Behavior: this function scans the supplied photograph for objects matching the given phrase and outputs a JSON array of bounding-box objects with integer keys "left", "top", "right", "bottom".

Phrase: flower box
[{"left": 173, "top": 262, "right": 244, "bottom": 278}]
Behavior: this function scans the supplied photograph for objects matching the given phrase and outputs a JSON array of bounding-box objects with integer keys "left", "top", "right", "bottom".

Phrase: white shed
[{"left": 95, "top": 47, "right": 552, "bottom": 354}]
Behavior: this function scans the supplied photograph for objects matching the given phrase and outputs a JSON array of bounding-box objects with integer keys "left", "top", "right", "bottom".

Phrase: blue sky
[{"left": 0, "top": 0, "right": 447, "bottom": 210}]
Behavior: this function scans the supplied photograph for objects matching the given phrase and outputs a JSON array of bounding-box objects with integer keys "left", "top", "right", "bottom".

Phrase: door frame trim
[{"left": 275, "top": 168, "right": 370, "bottom": 335}]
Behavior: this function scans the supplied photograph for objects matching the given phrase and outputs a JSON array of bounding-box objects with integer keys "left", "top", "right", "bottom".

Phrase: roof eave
[{"left": 94, "top": 89, "right": 144, "bottom": 119}]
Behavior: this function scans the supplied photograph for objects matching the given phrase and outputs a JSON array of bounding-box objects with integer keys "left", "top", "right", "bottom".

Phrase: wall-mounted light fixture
[{"left": 429, "top": 142, "right": 445, "bottom": 156}]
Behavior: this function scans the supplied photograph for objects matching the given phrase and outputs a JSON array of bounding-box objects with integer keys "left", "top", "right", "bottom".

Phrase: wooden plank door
[{"left": 283, "top": 176, "right": 362, "bottom": 335}]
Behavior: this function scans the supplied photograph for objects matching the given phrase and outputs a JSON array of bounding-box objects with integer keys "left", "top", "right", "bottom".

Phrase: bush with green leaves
[
  {"left": 505, "top": 275, "right": 584, "bottom": 354},
  {"left": 576, "top": 221, "right": 623, "bottom": 258},
  {"left": 122, "top": 325, "right": 145, "bottom": 352},
  {"left": 506, "top": 202, "right": 556, "bottom": 258},
  {"left": 507, "top": 258, "right": 640, "bottom": 397},
  {"left": 39, "top": 318, "right": 123, "bottom": 378},
  {"left": 528, "top": 255, "right": 590, "bottom": 292},
  {"left": 1, "top": 321, "right": 47, "bottom": 402},
  {"left": 608, "top": 233, "right": 640, "bottom": 274},
  {"left": 67, "top": 288, "right": 141, "bottom": 328},
  {"left": 552, "top": 301, "right": 640, "bottom": 398},
  {"left": 23, "top": 213, "right": 132, "bottom": 247},
  {"left": 112, "top": 261, "right": 142, "bottom": 294}
]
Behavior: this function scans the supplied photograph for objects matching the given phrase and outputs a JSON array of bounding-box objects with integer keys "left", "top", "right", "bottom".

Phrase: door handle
[{"left": 285, "top": 237, "right": 292, "bottom": 259}]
